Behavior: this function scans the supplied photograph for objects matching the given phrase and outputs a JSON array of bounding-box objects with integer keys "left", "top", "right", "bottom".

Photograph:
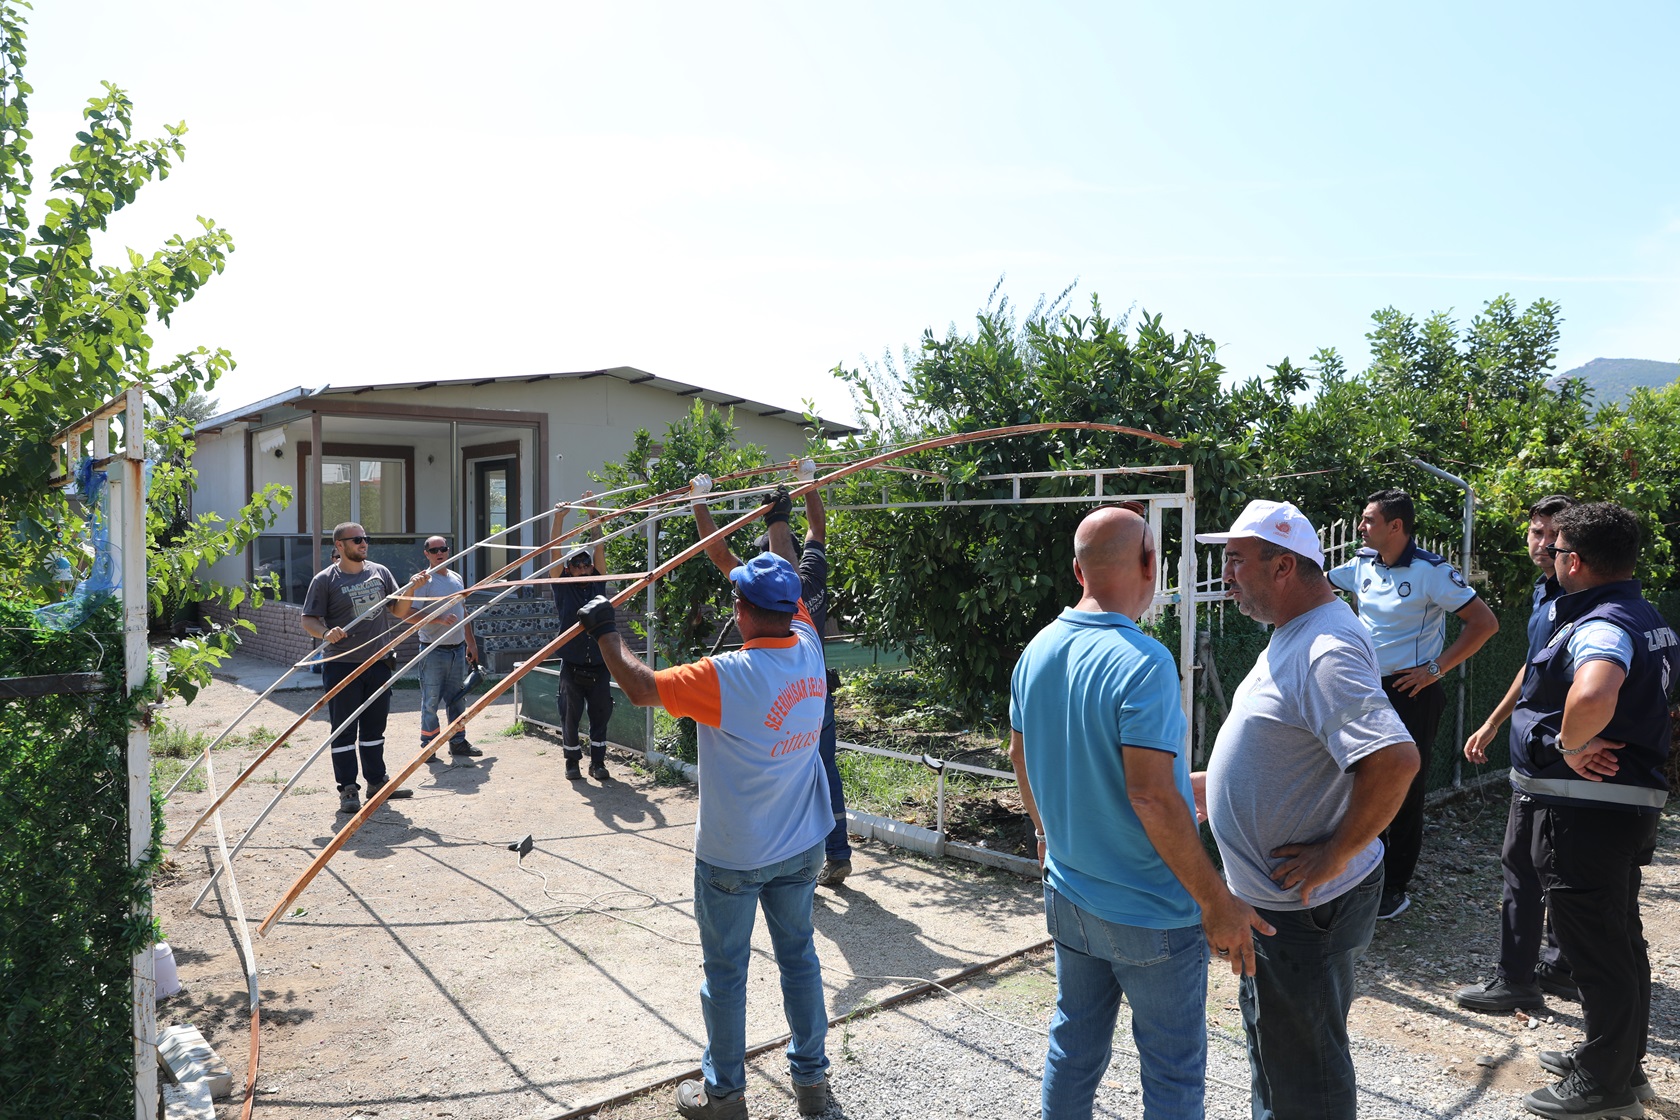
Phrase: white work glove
[
  {"left": 797, "top": 457, "right": 817, "bottom": 483},
  {"left": 689, "top": 473, "right": 713, "bottom": 497}
]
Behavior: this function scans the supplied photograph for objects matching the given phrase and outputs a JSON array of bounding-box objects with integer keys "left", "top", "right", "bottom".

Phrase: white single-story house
[{"left": 191, "top": 366, "right": 856, "bottom": 667}]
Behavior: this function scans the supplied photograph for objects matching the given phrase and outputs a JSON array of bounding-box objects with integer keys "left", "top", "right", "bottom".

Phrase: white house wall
[{"left": 189, "top": 426, "right": 251, "bottom": 587}]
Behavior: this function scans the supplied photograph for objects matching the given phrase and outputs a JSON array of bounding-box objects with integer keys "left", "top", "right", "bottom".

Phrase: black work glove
[
  {"left": 765, "top": 485, "right": 793, "bottom": 526},
  {"left": 577, "top": 596, "right": 618, "bottom": 640}
]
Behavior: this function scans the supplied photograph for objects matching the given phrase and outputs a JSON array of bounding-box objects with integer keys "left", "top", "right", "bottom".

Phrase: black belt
[{"left": 423, "top": 641, "right": 465, "bottom": 649}]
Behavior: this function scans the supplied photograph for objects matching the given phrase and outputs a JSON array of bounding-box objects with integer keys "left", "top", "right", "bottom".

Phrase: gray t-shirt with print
[
  {"left": 302, "top": 562, "right": 399, "bottom": 664},
  {"left": 1205, "top": 599, "right": 1412, "bottom": 911},
  {"left": 413, "top": 568, "right": 469, "bottom": 646}
]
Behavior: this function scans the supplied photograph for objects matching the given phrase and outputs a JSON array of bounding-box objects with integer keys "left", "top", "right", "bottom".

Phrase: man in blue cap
[{"left": 578, "top": 548, "right": 834, "bottom": 1120}]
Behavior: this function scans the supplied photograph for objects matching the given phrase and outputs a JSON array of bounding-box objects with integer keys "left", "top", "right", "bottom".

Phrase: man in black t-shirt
[
  {"left": 549, "top": 495, "right": 613, "bottom": 781},
  {"left": 692, "top": 461, "right": 854, "bottom": 887}
]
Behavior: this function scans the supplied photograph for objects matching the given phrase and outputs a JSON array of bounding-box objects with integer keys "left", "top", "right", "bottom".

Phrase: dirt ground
[
  {"left": 153, "top": 675, "right": 1045, "bottom": 1119},
  {"left": 154, "top": 674, "right": 1680, "bottom": 1119}
]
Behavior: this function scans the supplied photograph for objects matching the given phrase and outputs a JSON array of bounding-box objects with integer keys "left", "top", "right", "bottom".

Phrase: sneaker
[
  {"left": 337, "top": 784, "right": 360, "bottom": 813},
  {"left": 1524, "top": 1068, "right": 1645, "bottom": 1118},
  {"left": 816, "top": 859, "right": 852, "bottom": 887},
  {"left": 674, "top": 1078, "right": 747, "bottom": 1119},
  {"left": 1539, "top": 1049, "right": 1655, "bottom": 1104},
  {"left": 792, "top": 1075, "right": 830, "bottom": 1116},
  {"left": 1376, "top": 890, "right": 1410, "bottom": 920},
  {"left": 449, "top": 741, "right": 484, "bottom": 757},
  {"left": 1537, "top": 962, "right": 1582, "bottom": 1002},
  {"left": 1455, "top": 975, "right": 1546, "bottom": 1012}
]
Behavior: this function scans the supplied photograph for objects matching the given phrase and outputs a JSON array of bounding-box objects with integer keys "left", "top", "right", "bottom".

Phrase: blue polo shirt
[
  {"left": 1009, "top": 608, "right": 1196, "bottom": 929},
  {"left": 1328, "top": 541, "right": 1478, "bottom": 676},
  {"left": 1528, "top": 575, "right": 1564, "bottom": 661}
]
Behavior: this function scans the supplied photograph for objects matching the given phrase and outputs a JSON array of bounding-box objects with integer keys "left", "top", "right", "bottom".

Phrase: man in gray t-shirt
[{"left": 1195, "top": 500, "right": 1417, "bottom": 1120}]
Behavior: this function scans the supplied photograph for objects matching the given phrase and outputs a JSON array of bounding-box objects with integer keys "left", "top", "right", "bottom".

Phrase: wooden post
[{"left": 107, "top": 389, "right": 157, "bottom": 1120}]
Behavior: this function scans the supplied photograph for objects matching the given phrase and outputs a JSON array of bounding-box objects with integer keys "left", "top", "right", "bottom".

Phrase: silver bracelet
[
  {"left": 1034, "top": 829, "right": 1046, "bottom": 841},
  {"left": 1557, "top": 741, "right": 1587, "bottom": 757}
]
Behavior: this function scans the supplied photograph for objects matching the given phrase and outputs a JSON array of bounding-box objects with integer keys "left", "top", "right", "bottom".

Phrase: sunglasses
[
  {"left": 424, "top": 546, "right": 450, "bottom": 554},
  {"left": 1542, "top": 544, "right": 1576, "bottom": 558},
  {"left": 336, "top": 535, "right": 370, "bottom": 545}
]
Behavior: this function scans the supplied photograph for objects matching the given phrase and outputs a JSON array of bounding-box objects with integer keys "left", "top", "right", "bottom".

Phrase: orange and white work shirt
[{"left": 655, "top": 602, "right": 833, "bottom": 871}]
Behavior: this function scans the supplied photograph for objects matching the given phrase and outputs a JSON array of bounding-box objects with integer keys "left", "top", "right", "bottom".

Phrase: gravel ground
[{"left": 593, "top": 946, "right": 1545, "bottom": 1120}]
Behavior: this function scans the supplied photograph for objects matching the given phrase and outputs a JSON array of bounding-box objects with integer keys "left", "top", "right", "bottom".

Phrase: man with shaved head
[{"left": 1011, "top": 503, "right": 1273, "bottom": 1119}]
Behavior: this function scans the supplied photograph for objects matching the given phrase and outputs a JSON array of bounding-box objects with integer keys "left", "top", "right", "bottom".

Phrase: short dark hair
[
  {"left": 1366, "top": 489, "right": 1415, "bottom": 535},
  {"left": 1528, "top": 494, "right": 1576, "bottom": 519},
  {"left": 734, "top": 595, "right": 794, "bottom": 633},
  {"left": 332, "top": 522, "right": 361, "bottom": 541},
  {"left": 1257, "top": 540, "right": 1326, "bottom": 584},
  {"left": 1553, "top": 502, "right": 1639, "bottom": 580}
]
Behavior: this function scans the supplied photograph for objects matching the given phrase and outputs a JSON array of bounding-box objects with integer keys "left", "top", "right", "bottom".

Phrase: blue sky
[{"left": 23, "top": 2, "right": 1680, "bottom": 425}]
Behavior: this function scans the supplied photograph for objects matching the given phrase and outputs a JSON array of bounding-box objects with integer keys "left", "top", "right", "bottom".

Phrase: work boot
[
  {"left": 1455, "top": 974, "right": 1546, "bottom": 1012},
  {"left": 792, "top": 1075, "right": 830, "bottom": 1116},
  {"left": 1540, "top": 1048, "right": 1655, "bottom": 1103},
  {"left": 674, "top": 1079, "right": 747, "bottom": 1119},
  {"left": 366, "top": 779, "right": 414, "bottom": 803},
  {"left": 449, "top": 739, "right": 484, "bottom": 758},
  {"left": 337, "top": 783, "right": 360, "bottom": 813},
  {"left": 565, "top": 749, "right": 583, "bottom": 781},
  {"left": 816, "top": 859, "right": 852, "bottom": 887},
  {"left": 1524, "top": 1068, "right": 1645, "bottom": 1118},
  {"left": 588, "top": 743, "right": 610, "bottom": 781}
]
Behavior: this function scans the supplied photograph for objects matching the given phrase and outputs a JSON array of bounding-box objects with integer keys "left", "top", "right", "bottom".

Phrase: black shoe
[
  {"left": 1539, "top": 1049, "right": 1655, "bottom": 1104},
  {"left": 816, "top": 859, "right": 852, "bottom": 887},
  {"left": 367, "top": 780, "right": 414, "bottom": 803},
  {"left": 337, "top": 784, "right": 360, "bottom": 813},
  {"left": 449, "top": 741, "right": 484, "bottom": 757},
  {"left": 588, "top": 763, "right": 610, "bottom": 781},
  {"left": 1376, "top": 890, "right": 1410, "bottom": 920},
  {"left": 1537, "top": 962, "right": 1582, "bottom": 1001},
  {"left": 793, "top": 1075, "right": 830, "bottom": 1116},
  {"left": 1524, "top": 1068, "right": 1645, "bottom": 1118},
  {"left": 1455, "top": 975, "right": 1546, "bottom": 1012},
  {"left": 565, "top": 755, "right": 583, "bottom": 780}
]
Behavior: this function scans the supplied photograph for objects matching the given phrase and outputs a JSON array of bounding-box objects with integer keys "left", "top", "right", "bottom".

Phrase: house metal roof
[{"left": 194, "top": 365, "right": 860, "bottom": 437}]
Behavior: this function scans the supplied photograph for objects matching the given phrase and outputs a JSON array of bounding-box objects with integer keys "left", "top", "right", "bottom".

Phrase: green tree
[
  {"left": 829, "top": 290, "right": 1264, "bottom": 721},
  {"left": 0, "top": 2, "right": 287, "bottom": 697},
  {"left": 592, "top": 401, "right": 774, "bottom": 666}
]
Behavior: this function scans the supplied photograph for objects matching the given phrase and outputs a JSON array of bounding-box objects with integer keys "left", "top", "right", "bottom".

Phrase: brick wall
[{"left": 203, "top": 599, "right": 421, "bottom": 667}]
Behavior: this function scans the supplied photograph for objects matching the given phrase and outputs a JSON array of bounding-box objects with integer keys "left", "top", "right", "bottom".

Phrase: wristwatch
[{"left": 1426, "top": 660, "right": 1441, "bottom": 678}]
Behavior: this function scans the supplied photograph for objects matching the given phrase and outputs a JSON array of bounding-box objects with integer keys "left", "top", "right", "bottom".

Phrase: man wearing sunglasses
[
  {"left": 410, "top": 536, "right": 482, "bottom": 762},
  {"left": 302, "top": 522, "right": 423, "bottom": 813},
  {"left": 549, "top": 494, "right": 614, "bottom": 781}
]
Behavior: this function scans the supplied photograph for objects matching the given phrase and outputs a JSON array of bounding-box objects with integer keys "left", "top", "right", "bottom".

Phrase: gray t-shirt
[
  {"left": 1206, "top": 599, "right": 1411, "bottom": 911},
  {"left": 301, "top": 562, "right": 399, "bottom": 664},
  {"left": 413, "top": 568, "right": 469, "bottom": 645}
]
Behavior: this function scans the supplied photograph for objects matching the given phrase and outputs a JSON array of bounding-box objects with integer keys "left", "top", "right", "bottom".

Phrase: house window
[{"left": 322, "top": 457, "right": 406, "bottom": 532}]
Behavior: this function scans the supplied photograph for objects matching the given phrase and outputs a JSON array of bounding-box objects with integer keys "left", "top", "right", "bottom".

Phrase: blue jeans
[
  {"left": 1241, "top": 865, "right": 1381, "bottom": 1120},
  {"left": 818, "top": 697, "right": 850, "bottom": 860},
  {"left": 1041, "top": 882, "right": 1209, "bottom": 1120},
  {"left": 418, "top": 644, "right": 469, "bottom": 747},
  {"left": 693, "top": 841, "right": 829, "bottom": 1099}
]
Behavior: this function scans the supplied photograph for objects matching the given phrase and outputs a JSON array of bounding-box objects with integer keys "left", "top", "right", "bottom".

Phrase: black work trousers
[
  {"left": 1378, "top": 676, "right": 1445, "bottom": 897},
  {"left": 559, "top": 660, "right": 614, "bottom": 750},
  {"left": 1536, "top": 803, "right": 1657, "bottom": 1093},
  {"left": 322, "top": 657, "right": 393, "bottom": 790},
  {"left": 1498, "top": 792, "right": 1570, "bottom": 983}
]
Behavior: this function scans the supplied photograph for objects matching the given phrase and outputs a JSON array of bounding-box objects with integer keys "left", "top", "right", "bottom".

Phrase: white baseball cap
[{"left": 1195, "top": 499, "right": 1325, "bottom": 568}]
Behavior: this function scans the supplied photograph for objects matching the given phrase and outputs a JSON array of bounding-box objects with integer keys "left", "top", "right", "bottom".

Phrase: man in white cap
[{"left": 1194, "top": 499, "right": 1418, "bottom": 1120}]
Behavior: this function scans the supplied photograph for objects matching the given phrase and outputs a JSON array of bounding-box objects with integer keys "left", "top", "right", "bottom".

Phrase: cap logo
[{"left": 1274, "top": 521, "right": 1291, "bottom": 535}]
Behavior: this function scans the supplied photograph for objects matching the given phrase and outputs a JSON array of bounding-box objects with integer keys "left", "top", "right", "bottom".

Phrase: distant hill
[{"left": 1557, "top": 357, "right": 1680, "bottom": 403}]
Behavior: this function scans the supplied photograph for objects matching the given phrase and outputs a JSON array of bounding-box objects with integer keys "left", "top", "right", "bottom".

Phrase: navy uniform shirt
[{"left": 1327, "top": 540, "right": 1477, "bottom": 676}]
